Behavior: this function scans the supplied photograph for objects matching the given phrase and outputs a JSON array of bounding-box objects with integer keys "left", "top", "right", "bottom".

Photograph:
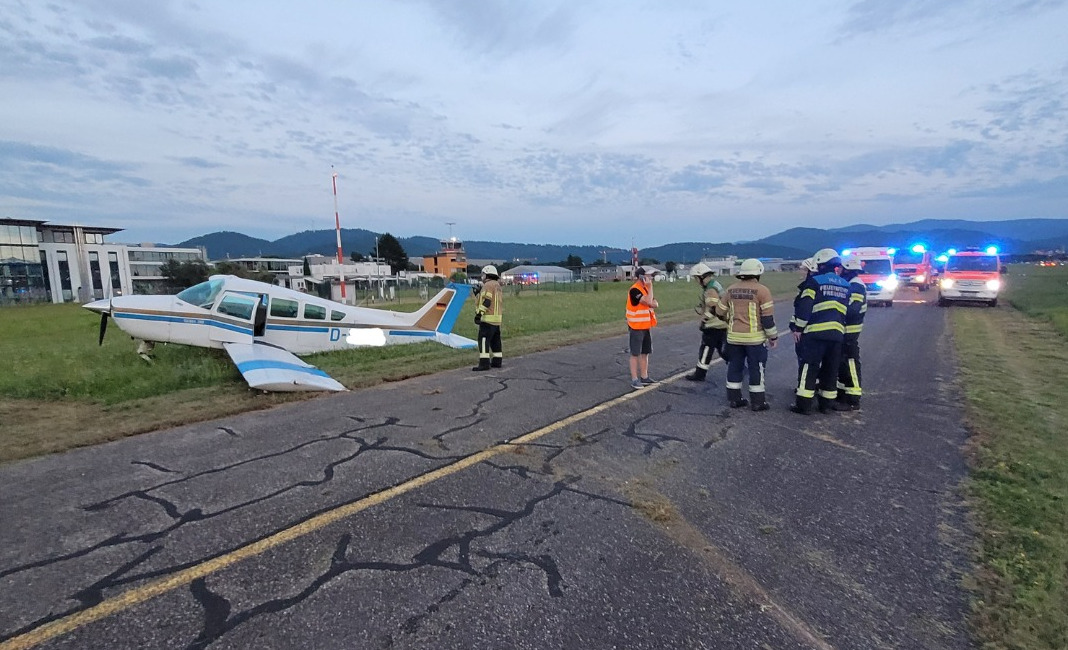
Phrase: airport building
[
  {"left": 0, "top": 217, "right": 207, "bottom": 305},
  {"left": 421, "top": 237, "right": 468, "bottom": 279}
]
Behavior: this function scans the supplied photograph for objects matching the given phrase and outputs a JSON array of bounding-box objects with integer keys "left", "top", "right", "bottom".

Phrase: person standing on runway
[
  {"left": 714, "top": 259, "right": 778, "bottom": 411},
  {"left": 684, "top": 263, "right": 727, "bottom": 382}
]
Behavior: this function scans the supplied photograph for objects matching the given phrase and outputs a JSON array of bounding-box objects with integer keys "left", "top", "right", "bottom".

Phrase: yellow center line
[{"left": 2, "top": 369, "right": 693, "bottom": 650}]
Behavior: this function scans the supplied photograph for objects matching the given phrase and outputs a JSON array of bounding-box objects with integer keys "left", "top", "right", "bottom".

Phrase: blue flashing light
[
  {"left": 985, "top": 246, "right": 999, "bottom": 255},
  {"left": 887, "top": 247, "right": 897, "bottom": 256},
  {"left": 947, "top": 248, "right": 957, "bottom": 256},
  {"left": 936, "top": 254, "right": 949, "bottom": 263},
  {"left": 911, "top": 244, "right": 926, "bottom": 253},
  {"left": 842, "top": 249, "right": 852, "bottom": 257}
]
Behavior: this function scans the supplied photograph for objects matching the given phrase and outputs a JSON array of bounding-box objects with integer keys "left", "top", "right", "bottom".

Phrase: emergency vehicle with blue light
[
  {"left": 842, "top": 247, "right": 897, "bottom": 307},
  {"left": 937, "top": 247, "right": 1002, "bottom": 307},
  {"left": 892, "top": 244, "right": 937, "bottom": 292}
]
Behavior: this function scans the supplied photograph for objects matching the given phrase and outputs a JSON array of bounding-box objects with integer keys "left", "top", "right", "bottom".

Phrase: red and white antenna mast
[{"left": 331, "top": 169, "right": 346, "bottom": 302}]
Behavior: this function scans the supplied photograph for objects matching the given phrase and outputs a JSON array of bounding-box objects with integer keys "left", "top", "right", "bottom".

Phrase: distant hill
[{"left": 175, "top": 218, "right": 1068, "bottom": 264}]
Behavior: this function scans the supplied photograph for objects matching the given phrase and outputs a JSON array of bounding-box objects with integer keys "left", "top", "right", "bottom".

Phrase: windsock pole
[{"left": 332, "top": 171, "right": 346, "bottom": 301}]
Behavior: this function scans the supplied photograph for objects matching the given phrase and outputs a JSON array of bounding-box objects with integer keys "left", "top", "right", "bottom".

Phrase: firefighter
[
  {"left": 714, "top": 259, "right": 778, "bottom": 411},
  {"left": 789, "top": 257, "right": 818, "bottom": 368},
  {"left": 472, "top": 265, "right": 503, "bottom": 371},
  {"left": 791, "top": 248, "right": 851, "bottom": 414},
  {"left": 684, "top": 262, "right": 727, "bottom": 382},
  {"left": 836, "top": 258, "right": 867, "bottom": 409}
]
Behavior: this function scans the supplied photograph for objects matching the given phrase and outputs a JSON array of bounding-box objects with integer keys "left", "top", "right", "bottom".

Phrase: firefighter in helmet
[
  {"left": 472, "top": 265, "right": 503, "bottom": 371},
  {"left": 714, "top": 259, "right": 778, "bottom": 410},
  {"left": 836, "top": 258, "right": 867, "bottom": 409},
  {"left": 791, "top": 248, "right": 851, "bottom": 414},
  {"left": 684, "top": 262, "right": 727, "bottom": 382}
]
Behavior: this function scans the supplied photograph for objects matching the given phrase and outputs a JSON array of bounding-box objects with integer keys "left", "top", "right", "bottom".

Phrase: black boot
[
  {"left": 684, "top": 367, "right": 707, "bottom": 381},
  {"left": 750, "top": 392, "right": 769, "bottom": 412},
  {"left": 819, "top": 396, "right": 851, "bottom": 413},
  {"left": 490, "top": 358, "right": 502, "bottom": 368},
  {"left": 727, "top": 388, "right": 749, "bottom": 409},
  {"left": 472, "top": 360, "right": 491, "bottom": 372},
  {"left": 846, "top": 394, "right": 861, "bottom": 410},
  {"left": 790, "top": 396, "right": 813, "bottom": 415}
]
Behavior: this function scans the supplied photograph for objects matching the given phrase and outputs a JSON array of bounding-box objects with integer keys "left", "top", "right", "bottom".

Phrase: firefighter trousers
[
  {"left": 477, "top": 322, "right": 502, "bottom": 366},
  {"left": 696, "top": 328, "right": 727, "bottom": 370},
  {"left": 837, "top": 339, "right": 862, "bottom": 397},
  {"left": 725, "top": 343, "right": 767, "bottom": 393},
  {"left": 796, "top": 337, "right": 842, "bottom": 400}
]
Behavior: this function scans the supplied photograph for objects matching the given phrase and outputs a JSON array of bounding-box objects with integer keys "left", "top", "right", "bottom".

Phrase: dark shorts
[{"left": 628, "top": 327, "right": 652, "bottom": 356}]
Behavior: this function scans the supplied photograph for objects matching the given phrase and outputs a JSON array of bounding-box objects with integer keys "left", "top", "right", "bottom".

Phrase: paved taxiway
[{"left": 0, "top": 293, "right": 973, "bottom": 649}]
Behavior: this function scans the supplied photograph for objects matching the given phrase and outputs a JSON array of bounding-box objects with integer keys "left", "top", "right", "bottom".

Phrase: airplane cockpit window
[
  {"left": 216, "top": 293, "right": 256, "bottom": 320},
  {"left": 304, "top": 303, "right": 326, "bottom": 320},
  {"left": 177, "top": 278, "right": 225, "bottom": 308},
  {"left": 270, "top": 297, "right": 299, "bottom": 318},
  {"left": 330, "top": 310, "right": 345, "bottom": 321}
]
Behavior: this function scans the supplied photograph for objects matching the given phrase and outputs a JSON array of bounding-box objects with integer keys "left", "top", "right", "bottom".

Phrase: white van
[{"left": 842, "top": 247, "right": 897, "bottom": 307}]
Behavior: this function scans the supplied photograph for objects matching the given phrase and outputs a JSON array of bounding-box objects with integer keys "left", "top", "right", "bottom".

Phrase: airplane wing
[{"left": 223, "top": 341, "right": 347, "bottom": 392}]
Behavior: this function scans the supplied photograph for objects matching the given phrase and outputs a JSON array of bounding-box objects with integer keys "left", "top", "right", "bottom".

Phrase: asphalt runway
[{"left": 0, "top": 290, "right": 973, "bottom": 650}]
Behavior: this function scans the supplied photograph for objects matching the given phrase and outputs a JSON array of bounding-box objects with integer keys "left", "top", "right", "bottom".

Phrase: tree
[
  {"left": 349, "top": 251, "right": 366, "bottom": 262},
  {"left": 565, "top": 254, "right": 584, "bottom": 268},
  {"left": 303, "top": 257, "right": 311, "bottom": 276},
  {"left": 665, "top": 261, "right": 677, "bottom": 276},
  {"left": 160, "top": 259, "right": 210, "bottom": 289},
  {"left": 214, "top": 261, "right": 274, "bottom": 284},
  {"left": 375, "top": 233, "right": 409, "bottom": 274}
]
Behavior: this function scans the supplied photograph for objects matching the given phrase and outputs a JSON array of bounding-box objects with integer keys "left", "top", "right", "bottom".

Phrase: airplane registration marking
[{"left": 0, "top": 367, "right": 696, "bottom": 650}]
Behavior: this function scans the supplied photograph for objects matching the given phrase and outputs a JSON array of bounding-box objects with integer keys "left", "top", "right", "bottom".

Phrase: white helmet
[
  {"left": 736, "top": 258, "right": 764, "bottom": 277},
  {"left": 843, "top": 259, "right": 863, "bottom": 271},
  {"left": 481, "top": 265, "right": 498, "bottom": 276},
  {"left": 689, "top": 262, "right": 713, "bottom": 277},
  {"left": 812, "top": 248, "right": 842, "bottom": 266},
  {"left": 800, "top": 257, "right": 817, "bottom": 272}
]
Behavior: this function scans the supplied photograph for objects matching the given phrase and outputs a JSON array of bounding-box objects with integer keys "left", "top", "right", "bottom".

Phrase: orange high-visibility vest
[{"left": 625, "top": 281, "right": 657, "bottom": 329}]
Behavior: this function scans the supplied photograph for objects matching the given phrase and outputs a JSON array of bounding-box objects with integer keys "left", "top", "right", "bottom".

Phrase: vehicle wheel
[
  {"left": 989, "top": 298, "right": 998, "bottom": 307},
  {"left": 886, "top": 300, "right": 894, "bottom": 308},
  {"left": 919, "top": 285, "right": 929, "bottom": 292},
  {"left": 938, "top": 296, "right": 947, "bottom": 307}
]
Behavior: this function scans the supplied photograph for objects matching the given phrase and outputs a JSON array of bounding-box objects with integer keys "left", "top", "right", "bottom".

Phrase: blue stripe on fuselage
[
  {"left": 235, "top": 360, "right": 331, "bottom": 378},
  {"left": 114, "top": 311, "right": 252, "bottom": 335}
]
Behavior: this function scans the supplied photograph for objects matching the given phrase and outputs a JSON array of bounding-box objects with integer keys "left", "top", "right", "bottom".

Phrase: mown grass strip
[{"left": 952, "top": 280, "right": 1068, "bottom": 649}]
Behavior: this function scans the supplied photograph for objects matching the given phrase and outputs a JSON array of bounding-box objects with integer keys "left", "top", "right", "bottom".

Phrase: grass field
[
  {"left": 0, "top": 272, "right": 801, "bottom": 463},
  {"left": 953, "top": 264, "right": 1068, "bottom": 649}
]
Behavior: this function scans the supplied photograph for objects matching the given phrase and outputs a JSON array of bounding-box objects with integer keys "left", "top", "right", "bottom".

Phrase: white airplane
[{"left": 84, "top": 275, "right": 476, "bottom": 392}]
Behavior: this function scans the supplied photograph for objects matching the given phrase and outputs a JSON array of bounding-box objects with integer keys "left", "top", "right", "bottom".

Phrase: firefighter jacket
[
  {"left": 698, "top": 280, "right": 728, "bottom": 330},
  {"left": 626, "top": 281, "right": 657, "bottom": 330},
  {"left": 476, "top": 279, "right": 503, "bottom": 325},
  {"left": 844, "top": 276, "right": 867, "bottom": 343},
  {"left": 789, "top": 276, "right": 811, "bottom": 332},
  {"left": 793, "top": 272, "right": 850, "bottom": 341},
  {"left": 714, "top": 279, "right": 777, "bottom": 345}
]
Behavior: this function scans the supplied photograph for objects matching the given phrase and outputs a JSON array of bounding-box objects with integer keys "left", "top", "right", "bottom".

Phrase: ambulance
[
  {"left": 892, "top": 244, "right": 937, "bottom": 291},
  {"left": 842, "top": 247, "right": 897, "bottom": 307},
  {"left": 937, "top": 247, "right": 1003, "bottom": 307}
]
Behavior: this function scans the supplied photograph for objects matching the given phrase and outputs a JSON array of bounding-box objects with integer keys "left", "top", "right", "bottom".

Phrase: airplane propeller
[{"left": 98, "top": 311, "right": 109, "bottom": 346}]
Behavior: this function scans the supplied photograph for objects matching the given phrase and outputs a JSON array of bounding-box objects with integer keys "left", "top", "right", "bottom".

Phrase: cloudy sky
[{"left": 1, "top": 0, "right": 1065, "bottom": 248}]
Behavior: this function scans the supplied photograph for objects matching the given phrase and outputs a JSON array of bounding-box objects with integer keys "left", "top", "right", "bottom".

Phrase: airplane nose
[{"left": 83, "top": 298, "right": 112, "bottom": 315}]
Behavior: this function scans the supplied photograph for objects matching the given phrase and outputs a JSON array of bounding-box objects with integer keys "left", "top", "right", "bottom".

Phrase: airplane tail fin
[{"left": 412, "top": 283, "right": 477, "bottom": 349}]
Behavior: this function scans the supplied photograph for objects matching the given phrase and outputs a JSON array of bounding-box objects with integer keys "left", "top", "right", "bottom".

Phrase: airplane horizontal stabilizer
[
  {"left": 224, "top": 342, "right": 346, "bottom": 392},
  {"left": 434, "top": 332, "right": 478, "bottom": 349}
]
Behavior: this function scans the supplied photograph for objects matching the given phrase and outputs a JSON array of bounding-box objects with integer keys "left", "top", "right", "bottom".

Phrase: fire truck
[
  {"left": 937, "top": 247, "right": 1003, "bottom": 307},
  {"left": 892, "top": 244, "right": 937, "bottom": 291},
  {"left": 842, "top": 247, "right": 897, "bottom": 308}
]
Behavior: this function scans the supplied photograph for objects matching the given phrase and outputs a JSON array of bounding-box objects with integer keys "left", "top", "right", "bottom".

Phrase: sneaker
[
  {"left": 631, "top": 378, "right": 644, "bottom": 390},
  {"left": 640, "top": 376, "right": 656, "bottom": 385}
]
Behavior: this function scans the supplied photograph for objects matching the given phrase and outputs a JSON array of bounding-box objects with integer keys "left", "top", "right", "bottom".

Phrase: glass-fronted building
[{"left": 0, "top": 219, "right": 48, "bottom": 305}]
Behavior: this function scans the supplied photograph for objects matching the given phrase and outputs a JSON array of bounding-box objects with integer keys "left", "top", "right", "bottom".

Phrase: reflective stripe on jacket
[
  {"left": 844, "top": 277, "right": 867, "bottom": 341},
  {"left": 626, "top": 281, "right": 657, "bottom": 330},
  {"left": 714, "top": 279, "right": 777, "bottom": 345},
  {"left": 793, "top": 272, "right": 850, "bottom": 341},
  {"left": 699, "top": 280, "right": 728, "bottom": 330},
  {"left": 476, "top": 280, "right": 503, "bottom": 324}
]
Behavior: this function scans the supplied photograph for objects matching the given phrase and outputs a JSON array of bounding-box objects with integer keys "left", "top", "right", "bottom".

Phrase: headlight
[
  {"left": 915, "top": 274, "right": 925, "bottom": 282},
  {"left": 941, "top": 279, "right": 955, "bottom": 289},
  {"left": 986, "top": 279, "right": 1001, "bottom": 291},
  {"left": 877, "top": 277, "right": 898, "bottom": 290}
]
